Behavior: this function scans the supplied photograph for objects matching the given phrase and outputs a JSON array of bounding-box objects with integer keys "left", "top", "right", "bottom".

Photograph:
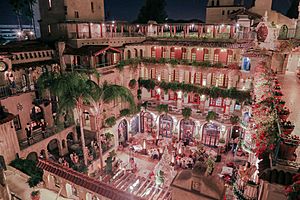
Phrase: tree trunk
[
  {"left": 77, "top": 105, "right": 88, "bottom": 166},
  {"left": 97, "top": 116, "right": 103, "bottom": 169},
  {"left": 97, "top": 103, "right": 104, "bottom": 169}
]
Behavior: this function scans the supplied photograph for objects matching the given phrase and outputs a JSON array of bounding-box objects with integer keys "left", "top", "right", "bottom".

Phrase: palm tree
[
  {"left": 10, "top": 0, "right": 37, "bottom": 35},
  {"left": 38, "top": 71, "right": 101, "bottom": 166},
  {"left": 90, "top": 82, "right": 135, "bottom": 169}
]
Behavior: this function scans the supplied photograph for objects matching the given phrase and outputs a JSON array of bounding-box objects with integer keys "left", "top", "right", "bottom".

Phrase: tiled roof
[
  {"left": 37, "top": 159, "right": 145, "bottom": 200},
  {"left": 64, "top": 45, "right": 122, "bottom": 56},
  {"left": 0, "top": 40, "right": 53, "bottom": 53}
]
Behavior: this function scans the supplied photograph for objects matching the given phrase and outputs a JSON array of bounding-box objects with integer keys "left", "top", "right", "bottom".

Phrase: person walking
[{"left": 40, "top": 119, "right": 47, "bottom": 138}]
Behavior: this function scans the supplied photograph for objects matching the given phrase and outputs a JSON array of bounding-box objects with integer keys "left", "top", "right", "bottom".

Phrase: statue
[
  {"left": 105, "top": 151, "right": 116, "bottom": 174},
  {"left": 155, "top": 170, "right": 165, "bottom": 187}
]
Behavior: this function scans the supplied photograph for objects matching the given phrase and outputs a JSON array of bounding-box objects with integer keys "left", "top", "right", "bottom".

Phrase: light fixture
[
  {"left": 29, "top": 31, "right": 34, "bottom": 35},
  {"left": 143, "top": 139, "right": 146, "bottom": 150},
  {"left": 17, "top": 31, "right": 22, "bottom": 36},
  {"left": 137, "top": 24, "right": 140, "bottom": 28},
  {"left": 112, "top": 21, "right": 115, "bottom": 24},
  {"left": 236, "top": 23, "right": 240, "bottom": 27}
]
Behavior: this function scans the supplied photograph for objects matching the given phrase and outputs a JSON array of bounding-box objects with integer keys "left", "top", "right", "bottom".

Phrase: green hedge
[
  {"left": 116, "top": 58, "right": 229, "bottom": 69},
  {"left": 10, "top": 158, "right": 43, "bottom": 188},
  {"left": 139, "top": 79, "right": 251, "bottom": 102}
]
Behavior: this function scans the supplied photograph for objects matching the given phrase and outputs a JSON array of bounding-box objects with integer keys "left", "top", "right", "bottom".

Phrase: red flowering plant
[
  {"left": 280, "top": 121, "right": 295, "bottom": 135},
  {"left": 286, "top": 174, "right": 300, "bottom": 200},
  {"left": 282, "top": 135, "right": 300, "bottom": 146},
  {"left": 251, "top": 64, "right": 281, "bottom": 159}
]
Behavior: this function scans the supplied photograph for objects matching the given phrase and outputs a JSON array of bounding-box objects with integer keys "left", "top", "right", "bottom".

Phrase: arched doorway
[
  {"left": 279, "top": 25, "right": 288, "bottom": 39},
  {"left": 140, "top": 112, "right": 154, "bottom": 133},
  {"left": 47, "top": 139, "right": 61, "bottom": 159},
  {"left": 66, "top": 132, "right": 76, "bottom": 150},
  {"left": 26, "top": 152, "right": 38, "bottom": 162},
  {"left": 66, "top": 183, "right": 78, "bottom": 198},
  {"left": 134, "top": 48, "right": 138, "bottom": 58},
  {"left": 180, "top": 119, "right": 195, "bottom": 139},
  {"left": 202, "top": 123, "right": 220, "bottom": 147},
  {"left": 159, "top": 114, "right": 173, "bottom": 138},
  {"left": 130, "top": 115, "right": 139, "bottom": 136},
  {"left": 231, "top": 126, "right": 241, "bottom": 140},
  {"left": 118, "top": 119, "right": 128, "bottom": 143}
]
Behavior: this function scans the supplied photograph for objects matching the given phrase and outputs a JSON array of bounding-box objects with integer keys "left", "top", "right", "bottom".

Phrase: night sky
[{"left": 0, "top": 0, "right": 292, "bottom": 25}]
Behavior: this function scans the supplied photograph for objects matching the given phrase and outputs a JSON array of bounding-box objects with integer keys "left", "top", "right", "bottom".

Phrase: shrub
[
  {"left": 120, "top": 108, "right": 131, "bottom": 117},
  {"left": 206, "top": 111, "right": 217, "bottom": 122},
  {"left": 156, "top": 104, "right": 169, "bottom": 114},
  {"left": 182, "top": 107, "right": 192, "bottom": 119},
  {"left": 10, "top": 158, "right": 43, "bottom": 188},
  {"left": 230, "top": 115, "right": 240, "bottom": 125},
  {"left": 128, "top": 79, "right": 137, "bottom": 89},
  {"left": 105, "top": 116, "right": 116, "bottom": 127}
]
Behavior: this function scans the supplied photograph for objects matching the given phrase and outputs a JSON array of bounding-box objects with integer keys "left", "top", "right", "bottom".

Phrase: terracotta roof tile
[{"left": 37, "top": 159, "right": 144, "bottom": 200}]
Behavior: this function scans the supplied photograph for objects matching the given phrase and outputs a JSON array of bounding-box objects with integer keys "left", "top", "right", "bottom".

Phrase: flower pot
[
  {"left": 31, "top": 194, "right": 40, "bottom": 200},
  {"left": 279, "top": 114, "right": 289, "bottom": 121},
  {"left": 282, "top": 128, "right": 294, "bottom": 135},
  {"left": 279, "top": 143, "right": 297, "bottom": 161}
]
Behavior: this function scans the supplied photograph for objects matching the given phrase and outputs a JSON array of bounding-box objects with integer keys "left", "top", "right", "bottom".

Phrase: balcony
[{"left": 0, "top": 82, "right": 36, "bottom": 99}]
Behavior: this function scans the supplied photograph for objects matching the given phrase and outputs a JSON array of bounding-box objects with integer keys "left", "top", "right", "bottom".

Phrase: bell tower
[
  {"left": 206, "top": 0, "right": 245, "bottom": 23},
  {"left": 251, "top": 0, "right": 273, "bottom": 16}
]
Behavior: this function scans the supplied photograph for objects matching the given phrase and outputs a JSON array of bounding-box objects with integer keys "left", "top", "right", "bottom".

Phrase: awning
[{"left": 64, "top": 45, "right": 122, "bottom": 56}]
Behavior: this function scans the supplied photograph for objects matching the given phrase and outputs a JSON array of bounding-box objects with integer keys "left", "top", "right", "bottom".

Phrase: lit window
[
  {"left": 227, "top": 54, "right": 233, "bottom": 64},
  {"left": 222, "top": 10, "right": 225, "bottom": 15},
  {"left": 218, "top": 74, "right": 225, "bottom": 87},
  {"left": 47, "top": 25, "right": 51, "bottom": 34},
  {"left": 151, "top": 48, "right": 155, "bottom": 58},
  {"left": 204, "top": 53, "right": 209, "bottom": 61},
  {"left": 191, "top": 52, "right": 196, "bottom": 61},
  {"left": 216, "top": 98, "right": 223, "bottom": 106},
  {"left": 214, "top": 54, "right": 219, "bottom": 63},
  {"left": 170, "top": 48, "right": 175, "bottom": 59},
  {"left": 75, "top": 11, "right": 79, "bottom": 18}
]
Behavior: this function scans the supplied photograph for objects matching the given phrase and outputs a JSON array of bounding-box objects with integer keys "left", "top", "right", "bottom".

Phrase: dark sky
[{"left": 0, "top": 0, "right": 292, "bottom": 25}]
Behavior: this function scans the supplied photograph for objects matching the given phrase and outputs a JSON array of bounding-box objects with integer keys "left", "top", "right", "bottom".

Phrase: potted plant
[
  {"left": 279, "top": 135, "right": 300, "bottom": 161},
  {"left": 105, "top": 116, "right": 116, "bottom": 127},
  {"left": 31, "top": 190, "right": 40, "bottom": 200},
  {"left": 206, "top": 111, "right": 217, "bottom": 122},
  {"left": 278, "top": 100, "right": 285, "bottom": 108},
  {"left": 182, "top": 107, "right": 192, "bottom": 119},
  {"left": 278, "top": 107, "right": 290, "bottom": 121},
  {"left": 129, "top": 79, "right": 137, "bottom": 89},
  {"left": 281, "top": 121, "right": 295, "bottom": 135},
  {"left": 230, "top": 115, "right": 240, "bottom": 125}
]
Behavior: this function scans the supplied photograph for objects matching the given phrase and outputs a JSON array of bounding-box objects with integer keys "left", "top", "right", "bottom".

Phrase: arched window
[
  {"left": 203, "top": 49, "right": 209, "bottom": 61},
  {"left": 182, "top": 48, "right": 187, "bottom": 60},
  {"left": 151, "top": 47, "right": 156, "bottom": 58},
  {"left": 191, "top": 48, "right": 197, "bottom": 61},
  {"left": 140, "top": 49, "right": 143, "bottom": 58},
  {"left": 170, "top": 47, "right": 175, "bottom": 59},
  {"left": 214, "top": 49, "right": 220, "bottom": 63},
  {"left": 127, "top": 50, "right": 131, "bottom": 59}
]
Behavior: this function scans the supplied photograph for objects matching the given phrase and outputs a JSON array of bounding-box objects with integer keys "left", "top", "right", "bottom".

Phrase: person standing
[
  {"left": 40, "top": 119, "right": 47, "bottom": 138},
  {"left": 25, "top": 123, "right": 32, "bottom": 145}
]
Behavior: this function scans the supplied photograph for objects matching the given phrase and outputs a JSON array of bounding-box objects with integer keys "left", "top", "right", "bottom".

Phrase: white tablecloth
[
  {"left": 221, "top": 166, "right": 233, "bottom": 176},
  {"left": 132, "top": 145, "right": 143, "bottom": 152}
]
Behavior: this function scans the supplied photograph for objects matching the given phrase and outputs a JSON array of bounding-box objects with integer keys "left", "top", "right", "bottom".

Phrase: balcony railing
[{"left": 0, "top": 83, "right": 35, "bottom": 99}]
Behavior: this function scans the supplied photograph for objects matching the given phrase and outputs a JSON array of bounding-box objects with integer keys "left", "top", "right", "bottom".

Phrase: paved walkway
[
  {"left": 5, "top": 166, "right": 71, "bottom": 200},
  {"left": 278, "top": 72, "right": 300, "bottom": 136}
]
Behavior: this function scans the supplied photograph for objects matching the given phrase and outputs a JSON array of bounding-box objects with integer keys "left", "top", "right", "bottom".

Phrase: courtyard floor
[{"left": 278, "top": 71, "right": 300, "bottom": 136}]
